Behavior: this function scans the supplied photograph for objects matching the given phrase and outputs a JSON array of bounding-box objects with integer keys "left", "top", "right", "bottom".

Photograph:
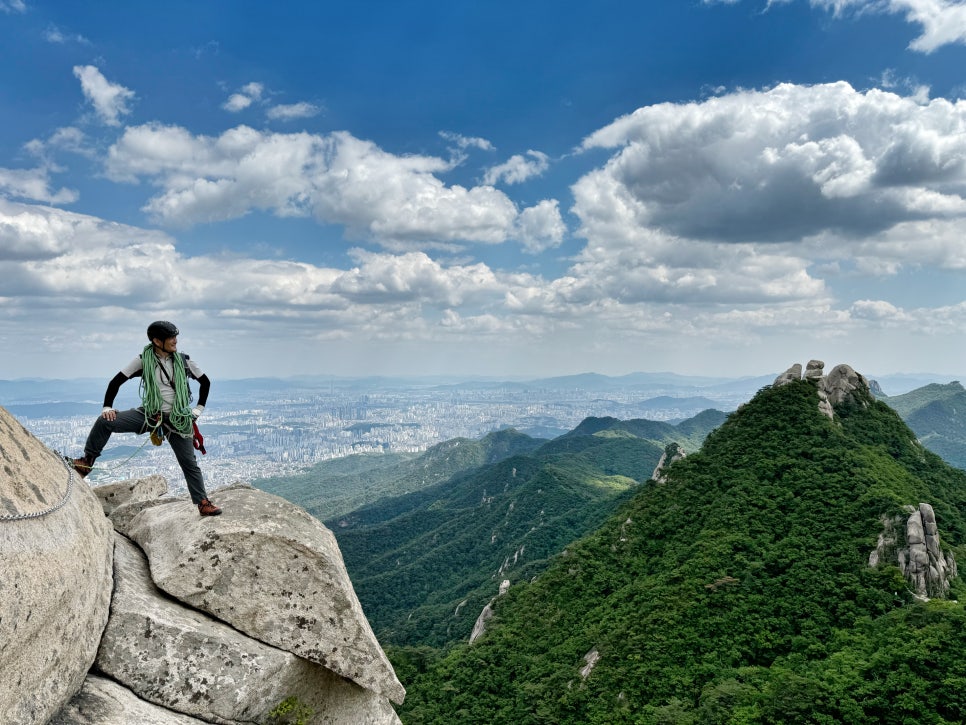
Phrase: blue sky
[{"left": 3, "top": 0, "right": 966, "bottom": 381}]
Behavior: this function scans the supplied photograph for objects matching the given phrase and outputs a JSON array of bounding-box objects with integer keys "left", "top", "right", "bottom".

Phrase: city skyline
[
  {"left": 3, "top": 1, "right": 966, "bottom": 380},
  {"left": 10, "top": 372, "right": 755, "bottom": 492}
]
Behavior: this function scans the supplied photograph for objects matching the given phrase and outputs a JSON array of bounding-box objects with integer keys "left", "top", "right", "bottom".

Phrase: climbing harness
[
  {"left": 0, "top": 453, "right": 75, "bottom": 522},
  {"left": 148, "top": 412, "right": 165, "bottom": 446}
]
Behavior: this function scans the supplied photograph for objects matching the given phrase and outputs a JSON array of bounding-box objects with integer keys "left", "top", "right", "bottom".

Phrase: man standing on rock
[{"left": 71, "top": 320, "right": 222, "bottom": 516}]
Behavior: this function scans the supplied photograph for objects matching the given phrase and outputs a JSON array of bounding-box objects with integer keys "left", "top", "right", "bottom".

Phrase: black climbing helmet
[{"left": 147, "top": 320, "right": 180, "bottom": 342}]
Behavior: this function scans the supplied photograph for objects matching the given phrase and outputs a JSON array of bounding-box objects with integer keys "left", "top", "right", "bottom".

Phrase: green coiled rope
[{"left": 140, "top": 344, "right": 194, "bottom": 436}]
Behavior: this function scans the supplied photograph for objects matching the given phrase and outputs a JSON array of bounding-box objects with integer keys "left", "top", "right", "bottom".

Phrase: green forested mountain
[
  {"left": 329, "top": 411, "right": 727, "bottom": 648},
  {"left": 398, "top": 378, "right": 966, "bottom": 724},
  {"left": 255, "top": 428, "right": 544, "bottom": 520},
  {"left": 880, "top": 381, "right": 966, "bottom": 470}
]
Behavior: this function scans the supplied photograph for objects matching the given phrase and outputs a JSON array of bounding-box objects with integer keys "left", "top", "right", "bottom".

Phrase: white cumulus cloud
[
  {"left": 104, "top": 124, "right": 544, "bottom": 249},
  {"left": 223, "top": 93, "right": 254, "bottom": 112},
  {"left": 0, "top": 198, "right": 541, "bottom": 346},
  {"left": 850, "top": 299, "right": 908, "bottom": 320},
  {"left": 73, "top": 66, "right": 135, "bottom": 127},
  {"left": 514, "top": 200, "right": 566, "bottom": 254},
  {"left": 0, "top": 166, "right": 78, "bottom": 205},
  {"left": 483, "top": 150, "right": 550, "bottom": 185},
  {"left": 222, "top": 82, "right": 264, "bottom": 112},
  {"left": 575, "top": 82, "right": 966, "bottom": 276},
  {"left": 332, "top": 249, "right": 503, "bottom": 307},
  {"left": 811, "top": 0, "right": 966, "bottom": 52}
]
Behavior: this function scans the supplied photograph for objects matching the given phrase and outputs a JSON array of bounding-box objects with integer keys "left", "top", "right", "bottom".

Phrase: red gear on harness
[{"left": 192, "top": 421, "right": 207, "bottom": 455}]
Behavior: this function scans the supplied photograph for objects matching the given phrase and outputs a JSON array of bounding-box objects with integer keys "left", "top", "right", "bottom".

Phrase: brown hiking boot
[
  {"left": 71, "top": 456, "right": 93, "bottom": 478},
  {"left": 198, "top": 498, "right": 222, "bottom": 516}
]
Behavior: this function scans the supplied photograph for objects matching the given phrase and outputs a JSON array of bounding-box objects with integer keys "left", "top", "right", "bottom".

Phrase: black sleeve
[
  {"left": 197, "top": 374, "right": 211, "bottom": 407},
  {"left": 103, "top": 372, "right": 131, "bottom": 408}
]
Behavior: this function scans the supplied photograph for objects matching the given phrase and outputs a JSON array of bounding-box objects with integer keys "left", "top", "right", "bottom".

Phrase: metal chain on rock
[{"left": 0, "top": 452, "right": 75, "bottom": 522}]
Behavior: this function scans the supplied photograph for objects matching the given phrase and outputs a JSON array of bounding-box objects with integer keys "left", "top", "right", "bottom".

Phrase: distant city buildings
[{"left": 12, "top": 380, "right": 751, "bottom": 496}]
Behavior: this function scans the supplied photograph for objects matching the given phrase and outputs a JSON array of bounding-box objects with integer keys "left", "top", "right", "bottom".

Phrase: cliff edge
[{"left": 0, "top": 406, "right": 403, "bottom": 725}]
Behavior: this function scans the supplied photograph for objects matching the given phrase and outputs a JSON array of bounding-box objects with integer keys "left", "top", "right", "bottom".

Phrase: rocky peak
[
  {"left": 773, "top": 363, "right": 802, "bottom": 386},
  {"left": 773, "top": 360, "right": 872, "bottom": 419},
  {"left": 803, "top": 359, "right": 825, "bottom": 381},
  {"left": 0, "top": 405, "right": 403, "bottom": 725}
]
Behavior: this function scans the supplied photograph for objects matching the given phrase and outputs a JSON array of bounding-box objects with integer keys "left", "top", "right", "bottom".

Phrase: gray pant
[{"left": 84, "top": 408, "right": 209, "bottom": 504}]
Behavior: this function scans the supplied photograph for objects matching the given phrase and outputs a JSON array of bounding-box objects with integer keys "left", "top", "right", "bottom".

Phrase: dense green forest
[
  {"left": 317, "top": 411, "right": 726, "bottom": 647},
  {"left": 396, "top": 379, "right": 966, "bottom": 724},
  {"left": 256, "top": 428, "right": 544, "bottom": 520}
]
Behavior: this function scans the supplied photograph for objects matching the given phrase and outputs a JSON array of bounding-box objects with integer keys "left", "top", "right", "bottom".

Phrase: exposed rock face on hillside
[
  {"left": 773, "top": 360, "right": 872, "bottom": 419},
  {"left": 469, "top": 578, "right": 511, "bottom": 644},
  {"left": 870, "top": 503, "right": 959, "bottom": 600},
  {"left": 0, "top": 407, "right": 113, "bottom": 725},
  {"left": 0, "top": 406, "right": 403, "bottom": 725},
  {"left": 904, "top": 503, "right": 959, "bottom": 598},
  {"left": 651, "top": 442, "right": 686, "bottom": 483}
]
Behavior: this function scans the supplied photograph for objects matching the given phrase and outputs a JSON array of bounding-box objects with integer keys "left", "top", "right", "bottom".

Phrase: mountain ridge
[
  {"left": 322, "top": 410, "right": 727, "bottom": 648},
  {"left": 398, "top": 366, "right": 966, "bottom": 723},
  {"left": 257, "top": 428, "right": 545, "bottom": 521},
  {"left": 880, "top": 381, "right": 966, "bottom": 469}
]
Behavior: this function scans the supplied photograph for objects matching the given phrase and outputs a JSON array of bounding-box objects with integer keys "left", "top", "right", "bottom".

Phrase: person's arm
[
  {"left": 196, "top": 374, "right": 210, "bottom": 408},
  {"left": 101, "top": 371, "right": 131, "bottom": 420},
  {"left": 184, "top": 355, "right": 209, "bottom": 417},
  {"left": 191, "top": 374, "right": 210, "bottom": 418}
]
